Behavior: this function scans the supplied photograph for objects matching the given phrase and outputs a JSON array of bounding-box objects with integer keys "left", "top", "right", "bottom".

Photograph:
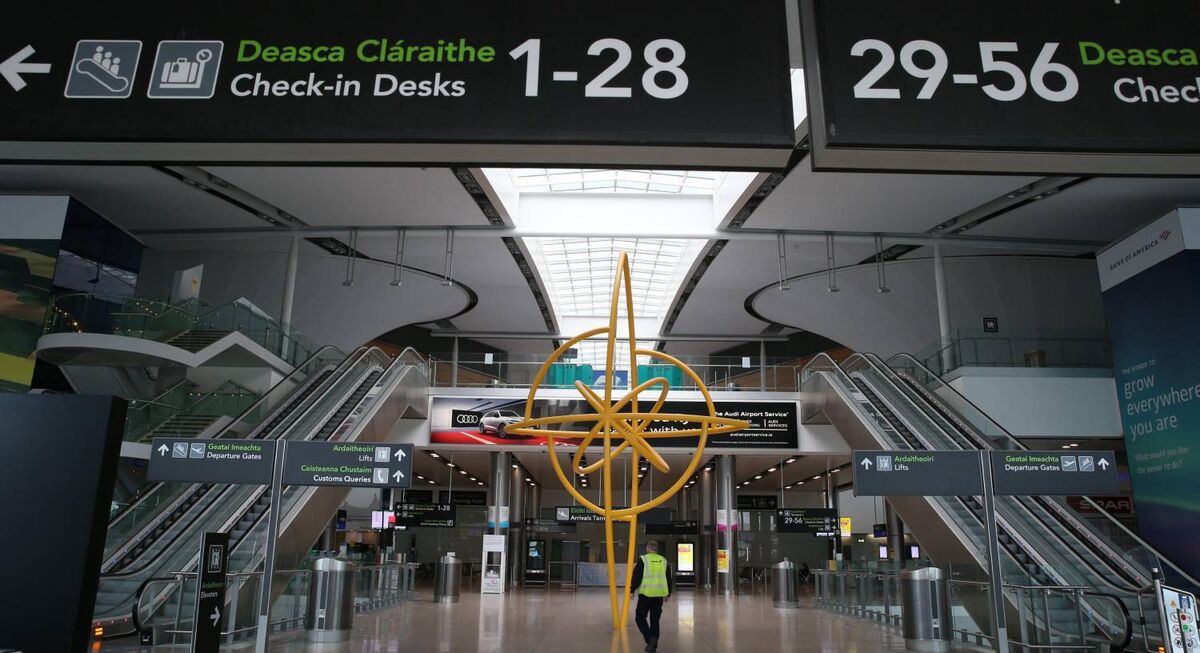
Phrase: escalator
[
  {"left": 93, "top": 347, "right": 347, "bottom": 635},
  {"left": 94, "top": 346, "right": 427, "bottom": 639},
  {"left": 802, "top": 351, "right": 1199, "bottom": 650}
]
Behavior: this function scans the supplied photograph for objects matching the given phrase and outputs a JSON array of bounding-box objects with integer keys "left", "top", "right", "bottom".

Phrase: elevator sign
[
  {"left": 0, "top": 0, "right": 793, "bottom": 167},
  {"left": 282, "top": 442, "right": 413, "bottom": 488},
  {"left": 852, "top": 451, "right": 983, "bottom": 496},
  {"left": 798, "top": 0, "right": 1200, "bottom": 174}
]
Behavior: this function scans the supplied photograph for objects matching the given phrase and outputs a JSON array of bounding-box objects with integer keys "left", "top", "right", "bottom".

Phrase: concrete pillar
[
  {"left": 529, "top": 484, "right": 542, "bottom": 521},
  {"left": 759, "top": 340, "right": 768, "bottom": 390},
  {"left": 488, "top": 452, "right": 511, "bottom": 535},
  {"left": 933, "top": 244, "right": 955, "bottom": 372},
  {"left": 508, "top": 465, "right": 525, "bottom": 586},
  {"left": 716, "top": 455, "right": 738, "bottom": 596},
  {"left": 451, "top": 336, "right": 460, "bottom": 387},
  {"left": 886, "top": 501, "right": 905, "bottom": 564},
  {"left": 698, "top": 465, "right": 716, "bottom": 590}
]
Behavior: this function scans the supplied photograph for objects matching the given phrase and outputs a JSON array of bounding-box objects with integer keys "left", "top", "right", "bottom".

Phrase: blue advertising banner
[{"left": 1101, "top": 211, "right": 1200, "bottom": 579}]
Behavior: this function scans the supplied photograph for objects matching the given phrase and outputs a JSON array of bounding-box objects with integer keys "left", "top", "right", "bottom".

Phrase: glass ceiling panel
[
  {"left": 511, "top": 169, "right": 721, "bottom": 194},
  {"left": 536, "top": 237, "right": 687, "bottom": 319}
]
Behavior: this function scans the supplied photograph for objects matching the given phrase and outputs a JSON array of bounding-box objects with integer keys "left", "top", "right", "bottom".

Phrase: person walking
[{"left": 631, "top": 540, "right": 673, "bottom": 652}]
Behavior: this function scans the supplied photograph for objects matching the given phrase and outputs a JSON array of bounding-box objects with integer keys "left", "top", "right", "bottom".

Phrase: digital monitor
[
  {"left": 878, "top": 545, "right": 889, "bottom": 560},
  {"left": 677, "top": 542, "right": 695, "bottom": 573},
  {"left": 371, "top": 511, "right": 384, "bottom": 529},
  {"left": 910, "top": 545, "right": 921, "bottom": 559}
]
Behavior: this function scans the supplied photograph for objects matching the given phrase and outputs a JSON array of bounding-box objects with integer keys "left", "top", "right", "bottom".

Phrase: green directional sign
[
  {"left": 852, "top": 450, "right": 983, "bottom": 496},
  {"left": 990, "top": 451, "right": 1119, "bottom": 496},
  {"left": 282, "top": 441, "right": 413, "bottom": 488},
  {"left": 148, "top": 438, "right": 276, "bottom": 484}
]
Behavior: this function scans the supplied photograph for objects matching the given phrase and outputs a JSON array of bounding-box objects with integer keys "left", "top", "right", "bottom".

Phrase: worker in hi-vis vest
[{"left": 631, "top": 540, "right": 674, "bottom": 652}]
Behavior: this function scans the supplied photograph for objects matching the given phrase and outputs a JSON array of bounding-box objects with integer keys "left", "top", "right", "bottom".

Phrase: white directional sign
[
  {"left": 990, "top": 450, "right": 1119, "bottom": 496},
  {"left": 148, "top": 438, "right": 276, "bottom": 484},
  {"left": 0, "top": 46, "right": 51, "bottom": 92},
  {"left": 282, "top": 441, "right": 413, "bottom": 488}
]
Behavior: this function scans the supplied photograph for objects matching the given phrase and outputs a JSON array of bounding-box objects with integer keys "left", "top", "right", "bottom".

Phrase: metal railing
[
  {"left": 44, "top": 292, "right": 319, "bottom": 367},
  {"left": 133, "top": 561, "right": 418, "bottom": 646},
  {"left": 813, "top": 568, "right": 1132, "bottom": 652},
  {"left": 429, "top": 351, "right": 805, "bottom": 391}
]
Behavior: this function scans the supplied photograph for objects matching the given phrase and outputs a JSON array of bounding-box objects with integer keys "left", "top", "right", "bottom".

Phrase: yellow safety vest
[{"left": 639, "top": 553, "right": 670, "bottom": 597}]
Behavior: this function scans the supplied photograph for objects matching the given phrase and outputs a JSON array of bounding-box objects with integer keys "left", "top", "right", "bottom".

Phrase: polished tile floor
[
  {"left": 254, "top": 589, "right": 913, "bottom": 653},
  {"left": 103, "top": 587, "right": 978, "bottom": 652}
]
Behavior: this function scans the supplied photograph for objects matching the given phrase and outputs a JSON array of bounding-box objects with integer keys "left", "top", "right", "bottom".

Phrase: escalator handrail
[
  {"left": 1083, "top": 590, "right": 1135, "bottom": 651},
  {"left": 885, "top": 351, "right": 1200, "bottom": 591}
]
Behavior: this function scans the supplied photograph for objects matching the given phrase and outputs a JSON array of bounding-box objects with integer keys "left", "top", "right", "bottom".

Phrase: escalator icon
[{"left": 64, "top": 40, "right": 142, "bottom": 99}]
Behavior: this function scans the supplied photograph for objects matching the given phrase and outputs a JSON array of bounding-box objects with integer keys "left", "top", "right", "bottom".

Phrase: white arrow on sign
[
  {"left": 392, "top": 470, "right": 405, "bottom": 482},
  {"left": 1098, "top": 458, "right": 1110, "bottom": 470},
  {"left": 209, "top": 606, "right": 220, "bottom": 627},
  {"left": 1, "top": 46, "right": 51, "bottom": 92},
  {"left": 860, "top": 458, "right": 873, "bottom": 469},
  {"left": 157, "top": 444, "right": 169, "bottom": 456},
  {"left": 394, "top": 448, "right": 406, "bottom": 462}
]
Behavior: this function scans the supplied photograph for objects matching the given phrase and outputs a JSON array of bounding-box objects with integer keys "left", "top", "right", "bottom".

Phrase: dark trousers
[{"left": 635, "top": 595, "right": 664, "bottom": 643}]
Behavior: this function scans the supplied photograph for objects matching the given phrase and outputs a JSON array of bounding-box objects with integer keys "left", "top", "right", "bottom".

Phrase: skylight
[
  {"left": 511, "top": 169, "right": 721, "bottom": 194},
  {"left": 536, "top": 237, "right": 687, "bottom": 318}
]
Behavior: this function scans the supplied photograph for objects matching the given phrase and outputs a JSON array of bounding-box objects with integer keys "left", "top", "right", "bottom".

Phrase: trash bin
[
  {"left": 899, "top": 567, "right": 952, "bottom": 653},
  {"left": 772, "top": 559, "right": 799, "bottom": 608},
  {"left": 305, "top": 557, "right": 356, "bottom": 643},
  {"left": 434, "top": 554, "right": 462, "bottom": 603}
]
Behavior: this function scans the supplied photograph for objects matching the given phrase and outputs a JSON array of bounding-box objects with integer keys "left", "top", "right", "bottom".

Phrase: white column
[
  {"left": 279, "top": 236, "right": 300, "bottom": 361},
  {"left": 933, "top": 245, "right": 954, "bottom": 372}
]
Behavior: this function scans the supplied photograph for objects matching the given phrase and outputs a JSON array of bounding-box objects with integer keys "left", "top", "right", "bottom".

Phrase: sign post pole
[
  {"left": 979, "top": 451, "right": 1009, "bottom": 652},
  {"left": 191, "top": 532, "right": 229, "bottom": 653},
  {"left": 253, "top": 441, "right": 286, "bottom": 653}
]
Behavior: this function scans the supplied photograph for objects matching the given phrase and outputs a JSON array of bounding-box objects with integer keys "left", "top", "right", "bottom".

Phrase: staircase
[{"left": 166, "top": 330, "right": 230, "bottom": 353}]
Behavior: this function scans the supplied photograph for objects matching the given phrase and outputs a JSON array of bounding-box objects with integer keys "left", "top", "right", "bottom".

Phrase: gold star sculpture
[{"left": 507, "top": 252, "right": 750, "bottom": 629}]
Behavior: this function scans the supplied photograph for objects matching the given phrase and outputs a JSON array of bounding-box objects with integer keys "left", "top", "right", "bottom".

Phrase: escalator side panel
[{"left": 804, "top": 371, "right": 983, "bottom": 567}]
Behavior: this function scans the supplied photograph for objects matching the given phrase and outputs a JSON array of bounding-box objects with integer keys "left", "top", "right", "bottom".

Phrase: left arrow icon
[
  {"left": 0, "top": 46, "right": 51, "bottom": 92},
  {"left": 157, "top": 444, "right": 169, "bottom": 456}
]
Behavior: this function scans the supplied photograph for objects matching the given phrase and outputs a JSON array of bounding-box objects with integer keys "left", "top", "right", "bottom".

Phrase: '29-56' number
[
  {"left": 510, "top": 38, "right": 688, "bottom": 99},
  {"left": 850, "top": 39, "right": 1078, "bottom": 102}
]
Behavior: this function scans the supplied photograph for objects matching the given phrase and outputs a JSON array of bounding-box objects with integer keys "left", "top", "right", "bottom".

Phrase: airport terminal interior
[{"left": 4, "top": 2, "right": 1200, "bottom": 653}]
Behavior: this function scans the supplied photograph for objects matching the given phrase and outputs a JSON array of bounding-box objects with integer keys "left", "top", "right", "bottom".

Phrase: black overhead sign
[
  {"left": 776, "top": 508, "right": 839, "bottom": 536},
  {"left": 645, "top": 520, "right": 699, "bottom": 536},
  {"left": 192, "top": 532, "right": 228, "bottom": 653},
  {"left": 853, "top": 451, "right": 984, "bottom": 497},
  {"left": 394, "top": 502, "right": 457, "bottom": 528},
  {"left": 0, "top": 0, "right": 794, "bottom": 167},
  {"left": 148, "top": 438, "right": 275, "bottom": 485},
  {"left": 283, "top": 442, "right": 413, "bottom": 488},
  {"left": 991, "top": 451, "right": 1119, "bottom": 496},
  {"left": 798, "top": 0, "right": 1200, "bottom": 174}
]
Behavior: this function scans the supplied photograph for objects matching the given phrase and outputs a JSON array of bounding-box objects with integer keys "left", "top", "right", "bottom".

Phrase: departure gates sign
[
  {"left": 799, "top": 0, "right": 1200, "bottom": 173},
  {"left": 0, "top": 0, "right": 793, "bottom": 166}
]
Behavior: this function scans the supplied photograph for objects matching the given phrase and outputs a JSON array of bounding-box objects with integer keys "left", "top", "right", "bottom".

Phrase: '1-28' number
[
  {"left": 850, "top": 40, "right": 1078, "bottom": 102},
  {"left": 510, "top": 38, "right": 688, "bottom": 99}
]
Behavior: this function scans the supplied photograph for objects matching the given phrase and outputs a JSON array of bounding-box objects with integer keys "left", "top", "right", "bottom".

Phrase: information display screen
[
  {"left": 776, "top": 508, "right": 840, "bottom": 536},
  {"left": 677, "top": 543, "right": 694, "bottom": 573}
]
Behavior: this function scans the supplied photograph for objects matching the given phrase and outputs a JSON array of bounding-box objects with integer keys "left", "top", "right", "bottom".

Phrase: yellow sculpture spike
[{"left": 507, "top": 252, "right": 750, "bottom": 629}]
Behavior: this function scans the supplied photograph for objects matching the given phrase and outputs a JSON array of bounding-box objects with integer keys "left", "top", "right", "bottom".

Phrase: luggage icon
[{"left": 159, "top": 48, "right": 212, "bottom": 89}]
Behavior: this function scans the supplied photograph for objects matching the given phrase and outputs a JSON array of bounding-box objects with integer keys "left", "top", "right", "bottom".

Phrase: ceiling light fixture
[
  {"left": 429, "top": 452, "right": 440, "bottom": 458},
  {"left": 785, "top": 458, "right": 797, "bottom": 464},
  {"left": 767, "top": 467, "right": 777, "bottom": 473}
]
